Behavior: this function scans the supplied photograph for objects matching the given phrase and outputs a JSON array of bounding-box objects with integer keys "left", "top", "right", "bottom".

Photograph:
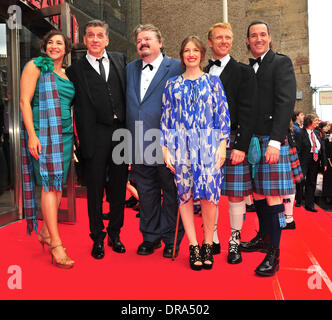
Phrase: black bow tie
[
  {"left": 208, "top": 59, "right": 222, "bottom": 67},
  {"left": 142, "top": 63, "right": 153, "bottom": 71},
  {"left": 249, "top": 57, "right": 262, "bottom": 67}
]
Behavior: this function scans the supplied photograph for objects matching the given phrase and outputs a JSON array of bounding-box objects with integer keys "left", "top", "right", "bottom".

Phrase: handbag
[{"left": 247, "top": 136, "right": 261, "bottom": 179}]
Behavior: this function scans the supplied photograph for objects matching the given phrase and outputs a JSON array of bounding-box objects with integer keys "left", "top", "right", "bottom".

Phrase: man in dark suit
[
  {"left": 240, "top": 20, "right": 297, "bottom": 276},
  {"left": 126, "top": 24, "right": 184, "bottom": 257},
  {"left": 205, "top": 22, "right": 256, "bottom": 264},
  {"left": 66, "top": 20, "right": 128, "bottom": 259},
  {"left": 295, "top": 113, "right": 327, "bottom": 212}
]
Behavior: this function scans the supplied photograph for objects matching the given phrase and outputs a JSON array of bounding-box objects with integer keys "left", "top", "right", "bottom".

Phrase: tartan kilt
[
  {"left": 221, "top": 138, "right": 253, "bottom": 197},
  {"left": 252, "top": 136, "right": 294, "bottom": 196},
  {"left": 289, "top": 146, "right": 304, "bottom": 184}
]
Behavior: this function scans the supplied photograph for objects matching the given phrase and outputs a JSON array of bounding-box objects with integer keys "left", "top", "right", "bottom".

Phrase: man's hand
[
  {"left": 230, "top": 149, "right": 245, "bottom": 165},
  {"left": 265, "top": 145, "right": 280, "bottom": 164}
]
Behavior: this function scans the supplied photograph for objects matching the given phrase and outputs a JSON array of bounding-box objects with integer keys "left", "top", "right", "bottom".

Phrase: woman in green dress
[{"left": 20, "top": 30, "right": 75, "bottom": 269}]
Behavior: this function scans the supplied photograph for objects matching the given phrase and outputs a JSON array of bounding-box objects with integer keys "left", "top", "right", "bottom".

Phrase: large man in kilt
[
  {"left": 205, "top": 22, "right": 257, "bottom": 264},
  {"left": 240, "top": 20, "right": 297, "bottom": 276}
]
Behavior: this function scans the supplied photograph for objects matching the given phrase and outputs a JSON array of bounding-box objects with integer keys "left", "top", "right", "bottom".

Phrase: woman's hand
[
  {"left": 215, "top": 140, "right": 226, "bottom": 170},
  {"left": 162, "top": 146, "right": 175, "bottom": 173},
  {"left": 28, "top": 135, "right": 41, "bottom": 160}
]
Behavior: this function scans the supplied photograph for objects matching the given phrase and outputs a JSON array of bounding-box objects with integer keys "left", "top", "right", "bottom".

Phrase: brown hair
[
  {"left": 84, "top": 19, "right": 109, "bottom": 37},
  {"left": 179, "top": 35, "right": 206, "bottom": 69},
  {"left": 133, "top": 24, "right": 164, "bottom": 52},
  {"left": 40, "top": 29, "right": 71, "bottom": 56},
  {"left": 303, "top": 113, "right": 319, "bottom": 128},
  {"left": 208, "top": 22, "right": 233, "bottom": 40}
]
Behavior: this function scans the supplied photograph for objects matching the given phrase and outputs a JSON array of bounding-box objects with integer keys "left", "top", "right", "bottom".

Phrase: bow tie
[
  {"left": 208, "top": 59, "right": 222, "bottom": 67},
  {"left": 142, "top": 63, "right": 153, "bottom": 71},
  {"left": 249, "top": 57, "right": 262, "bottom": 66}
]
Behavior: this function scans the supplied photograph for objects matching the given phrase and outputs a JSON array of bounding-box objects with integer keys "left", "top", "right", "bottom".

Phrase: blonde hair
[{"left": 208, "top": 22, "right": 233, "bottom": 40}]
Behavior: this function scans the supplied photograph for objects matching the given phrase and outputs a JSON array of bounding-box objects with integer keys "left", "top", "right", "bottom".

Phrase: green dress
[{"left": 31, "top": 72, "right": 75, "bottom": 185}]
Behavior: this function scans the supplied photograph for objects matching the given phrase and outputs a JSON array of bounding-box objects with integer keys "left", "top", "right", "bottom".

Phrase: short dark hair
[
  {"left": 40, "top": 29, "right": 71, "bottom": 56},
  {"left": 179, "top": 35, "right": 206, "bottom": 69},
  {"left": 84, "top": 19, "right": 109, "bottom": 37},
  {"left": 246, "top": 20, "right": 273, "bottom": 51},
  {"left": 292, "top": 109, "right": 304, "bottom": 122}
]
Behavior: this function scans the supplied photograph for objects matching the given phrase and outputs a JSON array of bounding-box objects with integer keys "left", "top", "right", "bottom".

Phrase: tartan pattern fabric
[
  {"left": 221, "top": 137, "right": 253, "bottom": 197},
  {"left": 252, "top": 136, "right": 294, "bottom": 196},
  {"left": 21, "top": 57, "right": 64, "bottom": 235},
  {"left": 288, "top": 146, "right": 304, "bottom": 184}
]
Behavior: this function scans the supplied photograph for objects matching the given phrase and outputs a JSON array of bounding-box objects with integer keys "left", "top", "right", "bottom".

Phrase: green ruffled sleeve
[{"left": 33, "top": 56, "right": 54, "bottom": 74}]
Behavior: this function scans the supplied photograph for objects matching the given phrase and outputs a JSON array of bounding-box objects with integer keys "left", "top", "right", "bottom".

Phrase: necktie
[
  {"left": 249, "top": 56, "right": 261, "bottom": 67},
  {"left": 310, "top": 131, "right": 318, "bottom": 162},
  {"left": 142, "top": 63, "right": 153, "bottom": 71},
  {"left": 208, "top": 59, "right": 222, "bottom": 68},
  {"left": 96, "top": 57, "right": 106, "bottom": 81}
]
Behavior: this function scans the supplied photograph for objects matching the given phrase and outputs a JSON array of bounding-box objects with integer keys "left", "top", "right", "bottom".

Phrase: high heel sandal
[
  {"left": 49, "top": 244, "right": 74, "bottom": 269},
  {"left": 201, "top": 243, "right": 214, "bottom": 270},
  {"left": 189, "top": 245, "right": 203, "bottom": 271},
  {"left": 37, "top": 233, "right": 51, "bottom": 252}
]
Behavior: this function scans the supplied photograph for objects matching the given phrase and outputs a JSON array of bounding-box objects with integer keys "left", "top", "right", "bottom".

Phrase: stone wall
[{"left": 140, "top": 0, "right": 312, "bottom": 113}]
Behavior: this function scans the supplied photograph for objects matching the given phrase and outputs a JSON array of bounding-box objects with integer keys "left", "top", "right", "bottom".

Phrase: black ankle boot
[
  {"left": 189, "top": 245, "right": 203, "bottom": 271},
  {"left": 201, "top": 243, "right": 214, "bottom": 270},
  {"left": 227, "top": 230, "right": 242, "bottom": 264},
  {"left": 255, "top": 247, "right": 280, "bottom": 277}
]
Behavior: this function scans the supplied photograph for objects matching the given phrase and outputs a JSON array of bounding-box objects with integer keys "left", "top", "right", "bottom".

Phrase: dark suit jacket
[
  {"left": 205, "top": 56, "right": 257, "bottom": 152},
  {"left": 253, "top": 49, "right": 296, "bottom": 143},
  {"left": 126, "top": 54, "right": 183, "bottom": 165},
  {"left": 295, "top": 128, "right": 327, "bottom": 174},
  {"left": 66, "top": 52, "right": 126, "bottom": 159}
]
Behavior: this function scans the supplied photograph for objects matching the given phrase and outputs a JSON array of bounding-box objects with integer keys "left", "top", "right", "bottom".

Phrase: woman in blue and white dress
[{"left": 160, "top": 36, "right": 230, "bottom": 270}]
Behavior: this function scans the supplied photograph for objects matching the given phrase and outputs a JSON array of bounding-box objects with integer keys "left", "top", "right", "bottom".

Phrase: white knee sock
[
  {"left": 283, "top": 194, "right": 295, "bottom": 223},
  {"left": 229, "top": 200, "right": 246, "bottom": 244},
  {"left": 213, "top": 207, "right": 219, "bottom": 244}
]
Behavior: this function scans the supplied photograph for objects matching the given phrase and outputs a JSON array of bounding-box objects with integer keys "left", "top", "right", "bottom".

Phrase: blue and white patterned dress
[{"left": 160, "top": 73, "right": 230, "bottom": 205}]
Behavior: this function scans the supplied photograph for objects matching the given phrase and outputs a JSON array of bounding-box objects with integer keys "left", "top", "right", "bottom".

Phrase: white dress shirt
[
  {"left": 86, "top": 50, "right": 110, "bottom": 81},
  {"left": 306, "top": 129, "right": 321, "bottom": 152},
  {"left": 208, "top": 54, "right": 231, "bottom": 77},
  {"left": 140, "top": 53, "right": 164, "bottom": 101}
]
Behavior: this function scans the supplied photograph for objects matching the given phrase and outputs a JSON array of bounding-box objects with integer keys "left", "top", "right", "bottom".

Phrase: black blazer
[
  {"left": 295, "top": 128, "right": 327, "bottom": 173},
  {"left": 205, "top": 56, "right": 257, "bottom": 152},
  {"left": 66, "top": 52, "right": 127, "bottom": 159},
  {"left": 253, "top": 50, "right": 296, "bottom": 143}
]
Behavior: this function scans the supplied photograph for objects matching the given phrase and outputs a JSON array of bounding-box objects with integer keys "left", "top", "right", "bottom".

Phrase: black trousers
[
  {"left": 132, "top": 164, "right": 184, "bottom": 245},
  {"left": 296, "top": 157, "right": 319, "bottom": 208},
  {"left": 84, "top": 121, "right": 128, "bottom": 242}
]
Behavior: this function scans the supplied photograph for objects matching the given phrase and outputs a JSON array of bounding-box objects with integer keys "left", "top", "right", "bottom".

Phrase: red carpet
[{"left": 0, "top": 195, "right": 331, "bottom": 300}]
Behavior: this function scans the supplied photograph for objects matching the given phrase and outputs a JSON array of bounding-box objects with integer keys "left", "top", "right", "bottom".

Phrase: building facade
[{"left": 0, "top": 0, "right": 311, "bottom": 228}]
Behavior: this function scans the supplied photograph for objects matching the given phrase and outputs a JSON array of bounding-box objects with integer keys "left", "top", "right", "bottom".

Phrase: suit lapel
[
  {"left": 133, "top": 59, "right": 142, "bottom": 103},
  {"left": 256, "top": 49, "right": 275, "bottom": 76},
  {"left": 219, "top": 57, "right": 234, "bottom": 84},
  {"left": 108, "top": 52, "right": 125, "bottom": 92},
  {"left": 80, "top": 57, "right": 94, "bottom": 103},
  {"left": 141, "top": 55, "right": 169, "bottom": 103}
]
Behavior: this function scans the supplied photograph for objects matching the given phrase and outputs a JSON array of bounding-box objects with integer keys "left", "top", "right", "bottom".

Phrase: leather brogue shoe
[
  {"left": 108, "top": 235, "right": 126, "bottom": 253},
  {"left": 255, "top": 247, "right": 280, "bottom": 277},
  {"left": 212, "top": 242, "right": 221, "bottom": 255},
  {"left": 137, "top": 239, "right": 161, "bottom": 255},
  {"left": 163, "top": 243, "right": 179, "bottom": 258},
  {"left": 227, "top": 242, "right": 242, "bottom": 264},
  {"left": 305, "top": 206, "right": 317, "bottom": 212},
  {"left": 91, "top": 241, "right": 105, "bottom": 259},
  {"left": 240, "top": 232, "right": 269, "bottom": 253}
]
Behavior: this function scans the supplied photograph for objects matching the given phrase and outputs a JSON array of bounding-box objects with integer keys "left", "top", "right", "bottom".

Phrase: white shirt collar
[
  {"left": 215, "top": 54, "right": 230, "bottom": 67},
  {"left": 86, "top": 50, "right": 108, "bottom": 64},
  {"left": 142, "top": 53, "right": 163, "bottom": 70}
]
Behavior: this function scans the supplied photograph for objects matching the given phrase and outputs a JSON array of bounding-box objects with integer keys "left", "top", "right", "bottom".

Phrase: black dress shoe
[
  {"left": 255, "top": 247, "right": 280, "bottom": 277},
  {"left": 305, "top": 206, "right": 317, "bottom": 212},
  {"left": 212, "top": 242, "right": 221, "bottom": 255},
  {"left": 108, "top": 235, "right": 126, "bottom": 253},
  {"left": 240, "top": 232, "right": 269, "bottom": 253},
  {"left": 227, "top": 242, "right": 242, "bottom": 264},
  {"left": 246, "top": 204, "right": 256, "bottom": 212},
  {"left": 137, "top": 240, "right": 161, "bottom": 255},
  {"left": 283, "top": 220, "right": 296, "bottom": 230},
  {"left": 91, "top": 241, "right": 105, "bottom": 259},
  {"left": 163, "top": 243, "right": 179, "bottom": 258}
]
